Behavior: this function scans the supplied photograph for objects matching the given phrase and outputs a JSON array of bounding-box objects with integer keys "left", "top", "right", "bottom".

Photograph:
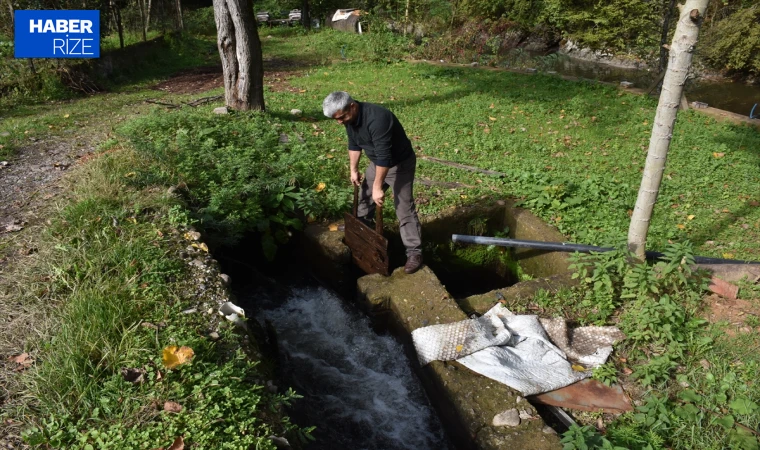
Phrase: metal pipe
[{"left": 451, "top": 235, "right": 760, "bottom": 265}]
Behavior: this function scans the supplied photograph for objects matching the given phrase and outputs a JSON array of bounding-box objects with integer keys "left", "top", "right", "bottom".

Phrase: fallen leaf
[
  {"left": 328, "top": 223, "right": 339, "bottom": 232},
  {"left": 723, "top": 253, "right": 735, "bottom": 259},
  {"left": 124, "top": 172, "right": 136, "bottom": 177},
  {"left": 184, "top": 231, "right": 201, "bottom": 241},
  {"left": 156, "top": 229, "right": 164, "bottom": 237},
  {"left": 489, "top": 116, "right": 497, "bottom": 121},
  {"left": 64, "top": 114, "right": 70, "bottom": 118},
  {"left": 676, "top": 224, "right": 686, "bottom": 229},
  {"left": 9, "top": 353, "right": 33, "bottom": 371},
  {"left": 162, "top": 346, "right": 194, "bottom": 369},
  {"left": 3, "top": 224, "right": 23, "bottom": 232},
  {"left": 571, "top": 364, "right": 587, "bottom": 372},
  {"left": 167, "top": 436, "right": 184, "bottom": 450},
  {"left": 489, "top": 103, "right": 494, "bottom": 109},
  {"left": 127, "top": 217, "right": 137, "bottom": 224},
  {"left": 687, "top": 214, "right": 695, "bottom": 220},
  {"left": 163, "top": 401, "right": 183, "bottom": 413},
  {"left": 315, "top": 182, "right": 326, "bottom": 192},
  {"left": 191, "top": 242, "right": 208, "bottom": 252},
  {"left": 713, "top": 152, "right": 725, "bottom": 158},
  {"left": 456, "top": 344, "right": 463, "bottom": 353},
  {"left": 622, "top": 367, "right": 633, "bottom": 375},
  {"left": 326, "top": 153, "right": 334, "bottom": 159}
]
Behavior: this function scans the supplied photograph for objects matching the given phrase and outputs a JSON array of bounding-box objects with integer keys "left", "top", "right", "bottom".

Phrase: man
[{"left": 322, "top": 91, "right": 423, "bottom": 274}]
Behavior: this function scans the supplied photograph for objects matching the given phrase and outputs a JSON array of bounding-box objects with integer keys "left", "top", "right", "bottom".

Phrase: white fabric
[
  {"left": 332, "top": 9, "right": 357, "bottom": 22},
  {"left": 411, "top": 304, "right": 623, "bottom": 396}
]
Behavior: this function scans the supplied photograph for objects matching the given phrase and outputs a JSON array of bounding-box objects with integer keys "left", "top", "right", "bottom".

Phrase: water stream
[
  {"left": 542, "top": 55, "right": 760, "bottom": 117},
  {"left": 254, "top": 285, "right": 451, "bottom": 450}
]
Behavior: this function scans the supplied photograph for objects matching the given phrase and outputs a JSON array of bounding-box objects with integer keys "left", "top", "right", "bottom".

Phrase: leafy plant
[{"left": 561, "top": 424, "right": 626, "bottom": 450}]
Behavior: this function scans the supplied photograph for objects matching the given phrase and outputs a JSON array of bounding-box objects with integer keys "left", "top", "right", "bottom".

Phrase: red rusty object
[
  {"left": 529, "top": 379, "right": 633, "bottom": 413},
  {"left": 707, "top": 276, "right": 739, "bottom": 300}
]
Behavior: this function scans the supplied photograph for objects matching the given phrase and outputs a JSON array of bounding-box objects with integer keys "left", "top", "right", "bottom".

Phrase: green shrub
[
  {"left": 701, "top": 5, "right": 760, "bottom": 75},
  {"left": 184, "top": 7, "right": 218, "bottom": 36}
]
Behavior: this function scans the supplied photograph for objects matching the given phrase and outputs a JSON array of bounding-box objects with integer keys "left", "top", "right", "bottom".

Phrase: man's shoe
[{"left": 404, "top": 254, "right": 423, "bottom": 274}]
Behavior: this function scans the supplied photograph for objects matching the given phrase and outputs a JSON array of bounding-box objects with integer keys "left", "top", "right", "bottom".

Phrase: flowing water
[
  {"left": 542, "top": 55, "right": 760, "bottom": 117},
  {"left": 256, "top": 286, "right": 451, "bottom": 450}
]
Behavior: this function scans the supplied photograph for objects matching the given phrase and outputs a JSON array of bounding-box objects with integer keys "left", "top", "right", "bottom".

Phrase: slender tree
[
  {"left": 627, "top": 0, "right": 710, "bottom": 259},
  {"left": 212, "top": 0, "right": 265, "bottom": 110}
]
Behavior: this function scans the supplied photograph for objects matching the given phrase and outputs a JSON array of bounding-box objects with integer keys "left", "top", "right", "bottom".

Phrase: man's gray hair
[{"left": 323, "top": 91, "right": 354, "bottom": 118}]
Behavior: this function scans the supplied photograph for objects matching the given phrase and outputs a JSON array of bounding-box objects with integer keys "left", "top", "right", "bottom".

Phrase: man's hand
[
  {"left": 373, "top": 186, "right": 385, "bottom": 207},
  {"left": 350, "top": 170, "right": 362, "bottom": 187}
]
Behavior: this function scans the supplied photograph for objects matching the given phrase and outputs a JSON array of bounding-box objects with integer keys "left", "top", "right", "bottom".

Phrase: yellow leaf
[
  {"left": 676, "top": 224, "right": 686, "bottom": 229},
  {"left": 713, "top": 152, "right": 725, "bottom": 158},
  {"left": 124, "top": 172, "right": 136, "bottom": 178},
  {"left": 328, "top": 223, "right": 339, "bottom": 231},
  {"left": 723, "top": 253, "right": 735, "bottom": 259},
  {"left": 192, "top": 242, "right": 209, "bottom": 252},
  {"left": 460, "top": 195, "right": 468, "bottom": 199},
  {"left": 162, "top": 346, "right": 194, "bottom": 369},
  {"left": 489, "top": 116, "right": 497, "bottom": 121},
  {"left": 687, "top": 214, "right": 695, "bottom": 220},
  {"left": 315, "top": 182, "right": 326, "bottom": 192},
  {"left": 456, "top": 344, "right": 464, "bottom": 353},
  {"left": 326, "top": 153, "right": 334, "bottom": 159},
  {"left": 127, "top": 217, "right": 137, "bottom": 224},
  {"left": 64, "top": 114, "right": 70, "bottom": 118},
  {"left": 571, "top": 364, "right": 586, "bottom": 372}
]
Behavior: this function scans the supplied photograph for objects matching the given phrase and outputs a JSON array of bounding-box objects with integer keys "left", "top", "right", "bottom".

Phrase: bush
[
  {"left": 184, "top": 7, "right": 218, "bottom": 36},
  {"left": 701, "top": 5, "right": 760, "bottom": 75}
]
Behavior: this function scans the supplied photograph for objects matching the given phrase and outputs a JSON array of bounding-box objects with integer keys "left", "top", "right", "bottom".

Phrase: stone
[
  {"left": 469, "top": 62, "right": 479, "bottom": 67},
  {"left": 268, "top": 436, "right": 290, "bottom": 448},
  {"left": 620, "top": 81, "right": 634, "bottom": 88},
  {"left": 208, "top": 331, "right": 220, "bottom": 341},
  {"left": 0, "top": 161, "right": 8, "bottom": 167},
  {"left": 219, "top": 273, "right": 231, "bottom": 286},
  {"left": 542, "top": 425, "right": 557, "bottom": 435},
  {"left": 290, "top": 109, "right": 302, "bottom": 116},
  {"left": 519, "top": 409, "right": 532, "bottom": 420},
  {"left": 525, "top": 68, "right": 537, "bottom": 73},
  {"left": 266, "top": 380, "right": 278, "bottom": 393},
  {"left": 213, "top": 106, "right": 229, "bottom": 115},
  {"left": 492, "top": 408, "right": 521, "bottom": 427},
  {"left": 0, "top": 131, "right": 10, "bottom": 137}
]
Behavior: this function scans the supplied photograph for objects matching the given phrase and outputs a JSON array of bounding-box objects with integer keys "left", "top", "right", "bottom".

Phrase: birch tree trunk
[
  {"left": 175, "top": 0, "right": 183, "bottom": 30},
  {"left": 138, "top": 0, "right": 147, "bottom": 41},
  {"left": 627, "top": 0, "right": 709, "bottom": 259},
  {"left": 213, "top": 0, "right": 265, "bottom": 110},
  {"left": 145, "top": 0, "right": 152, "bottom": 33}
]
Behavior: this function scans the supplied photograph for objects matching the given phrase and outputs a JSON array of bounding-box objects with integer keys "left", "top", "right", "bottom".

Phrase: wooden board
[{"left": 344, "top": 212, "right": 389, "bottom": 276}]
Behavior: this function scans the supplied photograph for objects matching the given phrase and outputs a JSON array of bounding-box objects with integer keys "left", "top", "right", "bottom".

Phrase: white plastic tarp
[{"left": 411, "top": 303, "right": 624, "bottom": 396}]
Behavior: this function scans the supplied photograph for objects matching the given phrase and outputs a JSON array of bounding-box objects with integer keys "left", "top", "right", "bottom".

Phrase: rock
[
  {"left": 213, "top": 106, "right": 229, "bottom": 115},
  {"left": 620, "top": 81, "right": 634, "bottom": 88},
  {"left": 542, "top": 425, "right": 557, "bottom": 435},
  {"left": 219, "top": 273, "right": 231, "bottom": 286},
  {"left": 266, "top": 380, "right": 278, "bottom": 393},
  {"left": 190, "top": 259, "right": 205, "bottom": 269},
  {"left": 519, "top": 409, "right": 532, "bottom": 420},
  {"left": 208, "top": 331, "right": 220, "bottom": 341},
  {"left": 268, "top": 436, "right": 290, "bottom": 448},
  {"left": 492, "top": 408, "right": 521, "bottom": 427},
  {"left": 0, "top": 161, "right": 8, "bottom": 167},
  {"left": 515, "top": 396, "right": 523, "bottom": 403},
  {"left": 279, "top": 133, "right": 289, "bottom": 144},
  {"left": 182, "top": 308, "right": 198, "bottom": 314},
  {"left": 0, "top": 131, "right": 10, "bottom": 137},
  {"left": 290, "top": 109, "right": 302, "bottom": 116},
  {"left": 469, "top": 62, "right": 479, "bottom": 67}
]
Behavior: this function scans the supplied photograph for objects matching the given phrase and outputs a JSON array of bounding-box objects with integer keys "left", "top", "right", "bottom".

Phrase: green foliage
[
  {"left": 701, "top": 5, "right": 760, "bottom": 75},
  {"left": 184, "top": 7, "right": 219, "bottom": 36},
  {"left": 592, "top": 362, "right": 619, "bottom": 387},
  {"left": 561, "top": 424, "right": 625, "bottom": 450},
  {"left": 119, "top": 108, "right": 349, "bottom": 257}
]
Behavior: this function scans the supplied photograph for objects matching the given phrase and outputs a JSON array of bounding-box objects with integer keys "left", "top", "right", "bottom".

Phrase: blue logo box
[{"left": 15, "top": 10, "right": 100, "bottom": 58}]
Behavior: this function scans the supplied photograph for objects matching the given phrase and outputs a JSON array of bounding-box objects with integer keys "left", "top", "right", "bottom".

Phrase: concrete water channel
[{"left": 299, "top": 199, "right": 577, "bottom": 449}]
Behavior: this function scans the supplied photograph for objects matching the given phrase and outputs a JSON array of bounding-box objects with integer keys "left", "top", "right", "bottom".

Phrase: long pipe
[{"left": 451, "top": 235, "right": 760, "bottom": 265}]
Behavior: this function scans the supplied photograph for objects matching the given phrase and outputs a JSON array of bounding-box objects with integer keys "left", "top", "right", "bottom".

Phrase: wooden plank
[{"left": 344, "top": 212, "right": 389, "bottom": 276}]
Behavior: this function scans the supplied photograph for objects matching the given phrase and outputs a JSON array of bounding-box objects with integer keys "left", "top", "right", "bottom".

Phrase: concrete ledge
[
  {"left": 357, "top": 267, "right": 561, "bottom": 449},
  {"left": 460, "top": 272, "right": 578, "bottom": 316}
]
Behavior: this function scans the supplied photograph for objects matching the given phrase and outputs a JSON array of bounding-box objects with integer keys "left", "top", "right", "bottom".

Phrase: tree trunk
[
  {"left": 404, "top": 0, "right": 410, "bottom": 35},
  {"left": 175, "top": 0, "right": 183, "bottom": 30},
  {"left": 145, "top": 0, "right": 152, "bottom": 33},
  {"left": 138, "top": 0, "right": 147, "bottom": 41},
  {"left": 110, "top": 0, "right": 124, "bottom": 49},
  {"left": 213, "top": 0, "right": 265, "bottom": 111},
  {"left": 627, "top": 0, "right": 709, "bottom": 259},
  {"left": 301, "top": 0, "right": 311, "bottom": 29}
]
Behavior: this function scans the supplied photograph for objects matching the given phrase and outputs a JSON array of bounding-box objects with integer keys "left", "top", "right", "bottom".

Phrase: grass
[{"left": 2, "top": 23, "right": 759, "bottom": 450}]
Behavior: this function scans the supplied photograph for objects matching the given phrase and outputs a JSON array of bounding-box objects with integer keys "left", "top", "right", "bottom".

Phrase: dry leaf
[
  {"left": 167, "top": 436, "right": 184, "bottom": 450},
  {"left": 713, "top": 152, "right": 725, "bottom": 158},
  {"left": 456, "top": 344, "right": 463, "bottom": 353},
  {"left": 489, "top": 116, "right": 497, "bottom": 121},
  {"left": 162, "top": 346, "right": 194, "bottom": 369},
  {"left": 676, "top": 224, "right": 686, "bottom": 229},
  {"left": 124, "top": 172, "right": 136, "bottom": 177},
  {"left": 571, "top": 364, "right": 587, "bottom": 372},
  {"left": 184, "top": 231, "right": 201, "bottom": 241},
  {"left": 64, "top": 114, "right": 70, "bottom": 118},
  {"left": 191, "top": 242, "right": 208, "bottom": 252},
  {"left": 328, "top": 223, "right": 339, "bottom": 232},
  {"left": 164, "top": 401, "right": 183, "bottom": 413},
  {"left": 723, "top": 253, "right": 735, "bottom": 259},
  {"left": 315, "top": 182, "right": 326, "bottom": 192},
  {"left": 687, "top": 214, "right": 695, "bottom": 220}
]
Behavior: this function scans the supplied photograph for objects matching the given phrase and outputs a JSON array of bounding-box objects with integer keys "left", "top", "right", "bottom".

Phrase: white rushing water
[{"left": 258, "top": 286, "right": 450, "bottom": 450}]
